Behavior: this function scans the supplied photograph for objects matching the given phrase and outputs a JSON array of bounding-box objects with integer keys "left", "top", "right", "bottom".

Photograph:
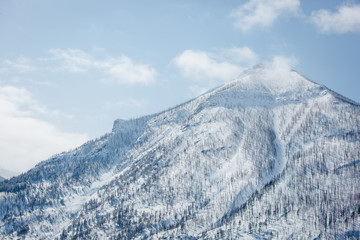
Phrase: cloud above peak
[
  {"left": 230, "top": 0, "right": 300, "bottom": 31},
  {"left": 173, "top": 47, "right": 260, "bottom": 82},
  {"left": 173, "top": 50, "right": 243, "bottom": 82},
  {"left": 172, "top": 47, "right": 259, "bottom": 95}
]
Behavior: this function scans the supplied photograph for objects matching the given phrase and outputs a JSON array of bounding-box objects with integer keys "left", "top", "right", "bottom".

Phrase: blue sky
[{"left": 0, "top": 0, "right": 359, "bottom": 173}]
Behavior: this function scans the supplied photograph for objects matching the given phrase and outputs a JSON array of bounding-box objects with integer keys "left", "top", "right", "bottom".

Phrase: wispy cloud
[
  {"left": 271, "top": 55, "right": 298, "bottom": 69},
  {"left": 0, "top": 84, "right": 73, "bottom": 119},
  {"left": 1, "top": 56, "right": 37, "bottom": 73},
  {"left": 264, "top": 55, "right": 298, "bottom": 81},
  {"left": 47, "top": 48, "right": 157, "bottom": 85},
  {"left": 173, "top": 47, "right": 259, "bottom": 95},
  {"left": 230, "top": 0, "right": 300, "bottom": 31},
  {"left": 173, "top": 49, "right": 243, "bottom": 82},
  {"left": 48, "top": 48, "right": 94, "bottom": 72},
  {"left": 311, "top": 4, "right": 360, "bottom": 34},
  {"left": 104, "top": 56, "right": 157, "bottom": 85},
  {"left": 0, "top": 86, "right": 88, "bottom": 173},
  {"left": 0, "top": 49, "right": 157, "bottom": 85}
]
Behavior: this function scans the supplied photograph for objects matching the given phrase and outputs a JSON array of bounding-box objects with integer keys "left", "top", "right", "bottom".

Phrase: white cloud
[
  {"left": 248, "top": 55, "right": 298, "bottom": 88},
  {"left": 0, "top": 85, "right": 73, "bottom": 119},
  {"left": 270, "top": 55, "right": 298, "bottom": 70},
  {"left": 48, "top": 48, "right": 94, "bottom": 72},
  {"left": 230, "top": 0, "right": 300, "bottom": 31},
  {"left": 104, "top": 56, "right": 157, "bottom": 85},
  {"left": 0, "top": 86, "right": 88, "bottom": 173},
  {"left": 173, "top": 47, "right": 260, "bottom": 95},
  {"left": 173, "top": 49, "right": 243, "bottom": 81},
  {"left": 311, "top": 4, "right": 360, "bottom": 34},
  {"left": 1, "top": 56, "right": 36, "bottom": 73},
  {"left": 48, "top": 48, "right": 157, "bottom": 84}
]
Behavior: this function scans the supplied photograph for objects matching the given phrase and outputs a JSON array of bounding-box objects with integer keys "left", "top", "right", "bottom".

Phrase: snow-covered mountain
[
  {"left": 0, "top": 64, "right": 359, "bottom": 239},
  {"left": 0, "top": 167, "right": 19, "bottom": 179}
]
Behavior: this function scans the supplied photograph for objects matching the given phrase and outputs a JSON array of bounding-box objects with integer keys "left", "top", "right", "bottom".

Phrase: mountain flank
[{"left": 0, "top": 64, "right": 359, "bottom": 239}]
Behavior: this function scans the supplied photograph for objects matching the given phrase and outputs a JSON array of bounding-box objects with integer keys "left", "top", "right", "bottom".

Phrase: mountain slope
[{"left": 0, "top": 64, "right": 359, "bottom": 239}]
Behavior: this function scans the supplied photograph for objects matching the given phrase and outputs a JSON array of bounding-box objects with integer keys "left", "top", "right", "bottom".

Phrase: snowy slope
[{"left": 0, "top": 63, "right": 359, "bottom": 240}]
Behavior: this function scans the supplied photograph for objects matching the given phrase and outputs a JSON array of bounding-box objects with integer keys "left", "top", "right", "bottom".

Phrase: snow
[{"left": 0, "top": 64, "right": 359, "bottom": 239}]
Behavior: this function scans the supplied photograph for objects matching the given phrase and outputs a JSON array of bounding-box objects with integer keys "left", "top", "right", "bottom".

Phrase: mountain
[
  {"left": 0, "top": 167, "right": 19, "bottom": 179},
  {"left": 0, "top": 176, "right": 4, "bottom": 182},
  {"left": 0, "top": 64, "right": 359, "bottom": 239}
]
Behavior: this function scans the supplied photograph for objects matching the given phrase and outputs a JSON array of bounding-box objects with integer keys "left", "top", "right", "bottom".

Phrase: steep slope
[{"left": 0, "top": 64, "right": 359, "bottom": 239}]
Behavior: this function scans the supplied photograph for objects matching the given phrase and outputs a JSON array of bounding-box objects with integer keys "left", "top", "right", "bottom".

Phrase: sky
[{"left": 0, "top": 0, "right": 359, "bottom": 174}]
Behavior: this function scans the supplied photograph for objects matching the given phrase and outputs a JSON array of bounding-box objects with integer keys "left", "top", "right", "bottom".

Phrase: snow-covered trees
[{"left": 0, "top": 65, "right": 359, "bottom": 239}]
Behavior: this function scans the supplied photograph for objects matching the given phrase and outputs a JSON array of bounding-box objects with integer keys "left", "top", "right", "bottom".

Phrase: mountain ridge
[{"left": 0, "top": 64, "right": 359, "bottom": 239}]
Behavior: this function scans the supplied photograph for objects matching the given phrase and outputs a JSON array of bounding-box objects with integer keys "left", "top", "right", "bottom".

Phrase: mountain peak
[
  {"left": 1, "top": 66, "right": 359, "bottom": 240},
  {"left": 228, "top": 62, "right": 319, "bottom": 94},
  {"left": 190, "top": 64, "right": 326, "bottom": 112}
]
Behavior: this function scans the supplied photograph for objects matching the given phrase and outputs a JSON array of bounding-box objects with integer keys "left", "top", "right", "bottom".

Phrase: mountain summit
[{"left": 0, "top": 64, "right": 359, "bottom": 239}]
